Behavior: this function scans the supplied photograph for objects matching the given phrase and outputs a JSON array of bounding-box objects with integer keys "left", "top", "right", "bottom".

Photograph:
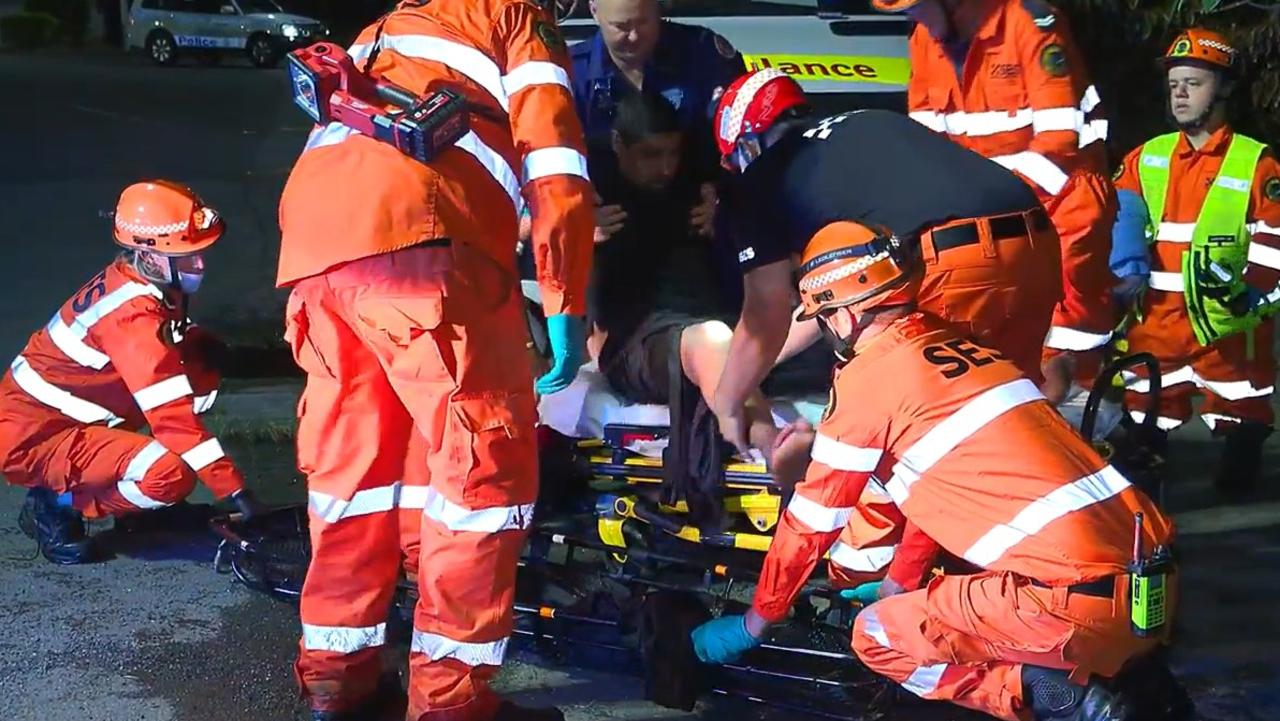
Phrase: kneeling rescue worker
[
  {"left": 0, "top": 180, "right": 261, "bottom": 564},
  {"left": 275, "top": 1, "right": 593, "bottom": 719},
  {"left": 691, "top": 221, "right": 1180, "bottom": 721}
]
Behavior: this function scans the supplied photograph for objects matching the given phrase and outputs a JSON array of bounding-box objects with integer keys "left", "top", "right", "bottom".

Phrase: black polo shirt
[{"left": 728, "top": 109, "right": 1043, "bottom": 273}]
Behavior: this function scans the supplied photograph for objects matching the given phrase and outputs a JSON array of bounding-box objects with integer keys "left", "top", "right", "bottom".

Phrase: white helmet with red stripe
[{"left": 712, "top": 69, "right": 811, "bottom": 173}]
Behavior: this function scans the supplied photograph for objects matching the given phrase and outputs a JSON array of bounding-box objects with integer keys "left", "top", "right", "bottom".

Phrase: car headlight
[{"left": 280, "top": 23, "right": 299, "bottom": 40}]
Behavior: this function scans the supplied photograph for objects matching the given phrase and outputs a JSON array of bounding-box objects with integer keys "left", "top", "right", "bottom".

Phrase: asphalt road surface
[{"left": 2, "top": 48, "right": 1280, "bottom": 721}]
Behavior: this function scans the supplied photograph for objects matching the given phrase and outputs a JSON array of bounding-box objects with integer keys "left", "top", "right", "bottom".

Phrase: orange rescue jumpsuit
[
  {"left": 907, "top": 0, "right": 1117, "bottom": 360},
  {"left": 275, "top": 1, "right": 593, "bottom": 717},
  {"left": 0, "top": 260, "right": 242, "bottom": 516},
  {"left": 752, "top": 312, "right": 1174, "bottom": 721},
  {"left": 1115, "top": 126, "right": 1280, "bottom": 431}
]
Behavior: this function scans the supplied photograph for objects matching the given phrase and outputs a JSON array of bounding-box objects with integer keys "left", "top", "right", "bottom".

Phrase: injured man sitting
[{"left": 529, "top": 88, "right": 833, "bottom": 462}]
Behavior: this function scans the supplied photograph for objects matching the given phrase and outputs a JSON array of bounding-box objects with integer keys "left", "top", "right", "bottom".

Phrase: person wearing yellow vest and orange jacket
[{"left": 1112, "top": 28, "right": 1280, "bottom": 500}]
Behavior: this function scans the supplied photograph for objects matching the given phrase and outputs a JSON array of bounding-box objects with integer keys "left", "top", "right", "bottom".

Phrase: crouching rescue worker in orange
[
  {"left": 0, "top": 181, "right": 262, "bottom": 565},
  {"left": 1113, "top": 29, "right": 1280, "bottom": 500},
  {"left": 275, "top": 1, "right": 593, "bottom": 720},
  {"left": 874, "top": 0, "right": 1118, "bottom": 399},
  {"left": 692, "top": 222, "right": 1180, "bottom": 721}
]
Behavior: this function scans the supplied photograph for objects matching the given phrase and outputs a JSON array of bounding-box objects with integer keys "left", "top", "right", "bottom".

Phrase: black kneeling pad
[{"left": 638, "top": 590, "right": 713, "bottom": 712}]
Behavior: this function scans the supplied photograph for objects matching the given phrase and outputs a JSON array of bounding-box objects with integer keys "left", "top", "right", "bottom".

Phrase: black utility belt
[
  {"left": 930, "top": 208, "right": 1050, "bottom": 253},
  {"left": 1029, "top": 576, "right": 1115, "bottom": 599}
]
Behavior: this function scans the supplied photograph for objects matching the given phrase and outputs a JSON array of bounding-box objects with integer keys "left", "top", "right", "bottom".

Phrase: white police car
[
  {"left": 559, "top": 0, "right": 910, "bottom": 113},
  {"left": 126, "top": 0, "right": 328, "bottom": 68}
]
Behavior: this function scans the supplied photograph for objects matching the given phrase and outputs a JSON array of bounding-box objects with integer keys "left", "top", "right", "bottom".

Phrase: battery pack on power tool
[
  {"left": 286, "top": 42, "right": 469, "bottom": 165},
  {"left": 1127, "top": 512, "right": 1172, "bottom": 638}
]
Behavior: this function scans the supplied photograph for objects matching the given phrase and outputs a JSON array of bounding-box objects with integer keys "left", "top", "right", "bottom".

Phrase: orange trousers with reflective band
[
  {"left": 286, "top": 242, "right": 538, "bottom": 719},
  {"left": 852, "top": 571, "right": 1172, "bottom": 721},
  {"left": 917, "top": 211, "right": 1063, "bottom": 387}
]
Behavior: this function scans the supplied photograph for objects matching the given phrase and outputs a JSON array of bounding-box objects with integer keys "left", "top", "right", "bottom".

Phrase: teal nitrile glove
[
  {"left": 691, "top": 614, "right": 761, "bottom": 665},
  {"left": 838, "top": 581, "right": 883, "bottom": 606},
  {"left": 534, "top": 314, "right": 586, "bottom": 395}
]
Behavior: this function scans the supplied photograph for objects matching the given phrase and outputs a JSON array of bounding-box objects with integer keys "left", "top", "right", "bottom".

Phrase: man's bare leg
[{"left": 679, "top": 321, "right": 779, "bottom": 457}]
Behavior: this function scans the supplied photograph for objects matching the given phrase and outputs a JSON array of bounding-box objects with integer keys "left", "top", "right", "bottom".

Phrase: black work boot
[
  {"left": 18, "top": 488, "right": 97, "bottom": 565},
  {"left": 1214, "top": 422, "right": 1272, "bottom": 501},
  {"left": 310, "top": 672, "right": 406, "bottom": 721},
  {"left": 493, "top": 700, "right": 565, "bottom": 721},
  {"left": 1023, "top": 666, "right": 1133, "bottom": 721}
]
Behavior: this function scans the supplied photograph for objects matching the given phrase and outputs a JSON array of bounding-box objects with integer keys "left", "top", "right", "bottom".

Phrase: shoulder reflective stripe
[
  {"left": 123, "top": 440, "right": 169, "bottom": 481},
  {"left": 522, "top": 146, "right": 589, "bottom": 184},
  {"left": 502, "top": 60, "right": 571, "bottom": 97},
  {"left": 133, "top": 375, "right": 194, "bottom": 411},
  {"left": 1247, "top": 242, "right": 1280, "bottom": 270},
  {"left": 117, "top": 481, "right": 171, "bottom": 509},
  {"left": 786, "top": 492, "right": 854, "bottom": 533},
  {"left": 962, "top": 464, "right": 1131, "bottom": 567},
  {"left": 901, "top": 663, "right": 947, "bottom": 697},
  {"left": 303, "top": 622, "right": 387, "bottom": 653},
  {"left": 1199, "top": 377, "right": 1273, "bottom": 401},
  {"left": 423, "top": 487, "right": 534, "bottom": 533},
  {"left": 303, "top": 122, "right": 359, "bottom": 152},
  {"left": 1146, "top": 271, "right": 1184, "bottom": 292},
  {"left": 829, "top": 542, "right": 895, "bottom": 572},
  {"left": 47, "top": 281, "right": 163, "bottom": 370},
  {"left": 1246, "top": 221, "right": 1280, "bottom": 236},
  {"left": 181, "top": 438, "right": 225, "bottom": 471},
  {"left": 308, "top": 480, "right": 427, "bottom": 524},
  {"left": 46, "top": 315, "right": 110, "bottom": 369},
  {"left": 885, "top": 379, "right": 1043, "bottom": 505},
  {"left": 1215, "top": 175, "right": 1250, "bottom": 192},
  {"left": 1122, "top": 364, "right": 1194, "bottom": 394},
  {"left": 9, "top": 356, "right": 124, "bottom": 426},
  {"left": 1031, "top": 106, "right": 1078, "bottom": 134},
  {"left": 455, "top": 130, "right": 524, "bottom": 215},
  {"left": 193, "top": 390, "right": 218, "bottom": 414},
  {"left": 411, "top": 629, "right": 507, "bottom": 667},
  {"left": 990, "top": 151, "right": 1069, "bottom": 195},
  {"left": 908, "top": 110, "right": 946, "bottom": 133},
  {"left": 378, "top": 34, "right": 509, "bottom": 111},
  {"left": 1155, "top": 222, "right": 1195, "bottom": 243},
  {"left": 1127, "top": 410, "right": 1185, "bottom": 431},
  {"left": 1043, "top": 326, "right": 1112, "bottom": 351},
  {"left": 810, "top": 433, "right": 882, "bottom": 472}
]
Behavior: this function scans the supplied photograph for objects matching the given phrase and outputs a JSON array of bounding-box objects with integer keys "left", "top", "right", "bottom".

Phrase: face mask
[{"left": 177, "top": 271, "right": 204, "bottom": 294}]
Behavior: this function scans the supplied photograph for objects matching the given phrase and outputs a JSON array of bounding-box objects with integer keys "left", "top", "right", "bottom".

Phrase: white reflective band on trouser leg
[
  {"left": 1123, "top": 365, "right": 1195, "bottom": 394},
  {"left": 1044, "top": 326, "right": 1113, "bottom": 351},
  {"left": 422, "top": 488, "right": 534, "bottom": 534},
  {"left": 990, "top": 152, "right": 1069, "bottom": 196},
  {"left": 885, "top": 379, "right": 1044, "bottom": 505},
  {"left": 786, "top": 492, "right": 854, "bottom": 533},
  {"left": 116, "top": 440, "right": 174, "bottom": 510},
  {"left": 1247, "top": 241, "right": 1280, "bottom": 271},
  {"left": 9, "top": 356, "right": 125, "bottom": 427},
  {"left": 308, "top": 480, "right": 428, "bottom": 525},
  {"left": 522, "top": 146, "right": 589, "bottom": 184},
  {"left": 303, "top": 622, "right": 387, "bottom": 653},
  {"left": 1200, "top": 377, "right": 1274, "bottom": 401},
  {"left": 1128, "top": 410, "right": 1185, "bottom": 431},
  {"left": 859, "top": 607, "right": 948, "bottom": 698},
  {"left": 181, "top": 438, "right": 225, "bottom": 471},
  {"left": 810, "top": 433, "right": 882, "bottom": 472},
  {"left": 1201, "top": 413, "right": 1245, "bottom": 431},
  {"left": 829, "top": 542, "right": 895, "bottom": 572},
  {"left": 193, "top": 390, "right": 218, "bottom": 414},
  {"left": 411, "top": 630, "right": 507, "bottom": 667},
  {"left": 1246, "top": 220, "right": 1280, "bottom": 237},
  {"left": 133, "top": 374, "right": 194, "bottom": 412},
  {"left": 961, "top": 465, "right": 1132, "bottom": 568},
  {"left": 1147, "top": 271, "right": 1184, "bottom": 293}
]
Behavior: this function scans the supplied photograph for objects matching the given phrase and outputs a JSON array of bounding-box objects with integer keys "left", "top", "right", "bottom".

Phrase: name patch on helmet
[{"left": 1040, "top": 44, "right": 1069, "bottom": 77}]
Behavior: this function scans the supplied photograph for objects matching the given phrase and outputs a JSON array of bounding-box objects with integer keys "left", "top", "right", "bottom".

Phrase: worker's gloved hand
[
  {"left": 1193, "top": 256, "right": 1243, "bottom": 300},
  {"left": 535, "top": 314, "right": 586, "bottom": 395},
  {"left": 691, "top": 614, "right": 762, "bottom": 665},
  {"left": 229, "top": 488, "right": 266, "bottom": 521},
  {"left": 838, "top": 581, "right": 883, "bottom": 606}
]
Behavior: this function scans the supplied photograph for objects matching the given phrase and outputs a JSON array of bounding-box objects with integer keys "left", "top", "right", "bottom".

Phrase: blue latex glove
[
  {"left": 838, "top": 581, "right": 883, "bottom": 606},
  {"left": 534, "top": 314, "right": 585, "bottom": 395},
  {"left": 1110, "top": 189, "right": 1152, "bottom": 281},
  {"left": 691, "top": 615, "right": 761, "bottom": 665}
]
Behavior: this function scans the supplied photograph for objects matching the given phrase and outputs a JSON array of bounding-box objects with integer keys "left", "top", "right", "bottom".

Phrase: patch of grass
[{"left": 203, "top": 414, "right": 296, "bottom": 444}]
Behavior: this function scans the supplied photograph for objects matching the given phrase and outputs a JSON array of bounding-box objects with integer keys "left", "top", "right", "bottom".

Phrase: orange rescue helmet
[
  {"left": 796, "top": 221, "right": 921, "bottom": 321},
  {"left": 870, "top": 0, "right": 925, "bottom": 12},
  {"left": 1162, "top": 28, "right": 1238, "bottom": 74},
  {"left": 113, "top": 180, "right": 225, "bottom": 256},
  {"left": 713, "top": 69, "right": 809, "bottom": 171}
]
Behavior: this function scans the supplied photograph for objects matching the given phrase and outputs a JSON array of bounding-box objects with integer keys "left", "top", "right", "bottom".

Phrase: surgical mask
[{"left": 178, "top": 271, "right": 204, "bottom": 294}]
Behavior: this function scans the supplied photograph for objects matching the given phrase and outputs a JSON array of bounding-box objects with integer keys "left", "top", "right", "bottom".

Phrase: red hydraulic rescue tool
[{"left": 285, "top": 42, "right": 469, "bottom": 164}]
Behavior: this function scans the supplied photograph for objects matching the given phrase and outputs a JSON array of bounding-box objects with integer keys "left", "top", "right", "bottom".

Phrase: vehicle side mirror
[{"left": 220, "top": 4, "right": 236, "bottom": 13}]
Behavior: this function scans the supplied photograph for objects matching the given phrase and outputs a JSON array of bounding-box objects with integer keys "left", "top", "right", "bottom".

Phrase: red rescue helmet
[
  {"left": 113, "top": 180, "right": 225, "bottom": 256},
  {"left": 870, "top": 0, "right": 925, "bottom": 11},
  {"left": 1162, "top": 28, "right": 1238, "bottom": 75},
  {"left": 712, "top": 69, "right": 809, "bottom": 172},
  {"left": 797, "top": 221, "right": 921, "bottom": 321}
]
